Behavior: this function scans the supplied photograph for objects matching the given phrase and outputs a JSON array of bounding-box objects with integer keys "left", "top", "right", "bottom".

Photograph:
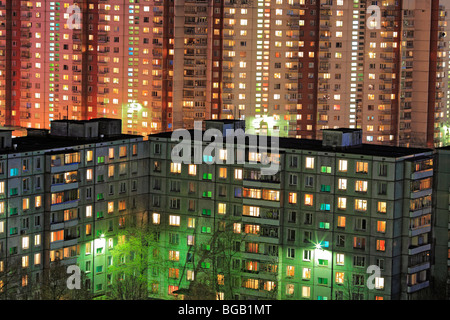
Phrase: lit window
[
  {"left": 377, "top": 201, "right": 387, "bottom": 213},
  {"left": 335, "top": 272, "right": 345, "bottom": 284},
  {"left": 302, "top": 286, "right": 311, "bottom": 298},
  {"left": 338, "top": 197, "right": 347, "bottom": 210},
  {"left": 86, "top": 205, "right": 92, "bottom": 217},
  {"left": 338, "top": 159, "right": 348, "bottom": 172},
  {"left": 338, "top": 178, "right": 347, "bottom": 190},
  {"left": 375, "top": 277, "right": 385, "bottom": 290},
  {"left": 218, "top": 203, "right": 227, "bottom": 215},
  {"left": 22, "top": 236, "right": 29, "bottom": 250},
  {"left": 287, "top": 266, "right": 295, "bottom": 277},
  {"left": 289, "top": 192, "right": 297, "bottom": 204},
  {"left": 170, "top": 162, "right": 181, "bottom": 174},
  {"left": 152, "top": 213, "right": 160, "bottom": 225},
  {"left": 355, "top": 180, "right": 368, "bottom": 192},
  {"left": 169, "top": 250, "right": 180, "bottom": 261},
  {"left": 169, "top": 215, "right": 180, "bottom": 226},
  {"left": 337, "top": 216, "right": 346, "bottom": 228},
  {"left": 376, "top": 240, "right": 386, "bottom": 252},
  {"left": 243, "top": 206, "right": 260, "bottom": 217},
  {"left": 356, "top": 161, "right": 369, "bottom": 173},
  {"left": 304, "top": 194, "right": 313, "bottom": 206},
  {"left": 219, "top": 167, "right": 227, "bottom": 179},
  {"left": 355, "top": 199, "right": 368, "bottom": 211},
  {"left": 302, "top": 268, "right": 311, "bottom": 280},
  {"left": 305, "top": 157, "right": 315, "bottom": 169},
  {"left": 377, "top": 221, "right": 386, "bottom": 233},
  {"left": 188, "top": 164, "right": 197, "bottom": 176},
  {"left": 336, "top": 254, "right": 345, "bottom": 265},
  {"left": 234, "top": 169, "right": 243, "bottom": 180}
]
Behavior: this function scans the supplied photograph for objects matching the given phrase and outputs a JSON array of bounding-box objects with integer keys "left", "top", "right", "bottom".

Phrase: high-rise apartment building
[
  {"left": 0, "top": 0, "right": 174, "bottom": 136},
  {"left": 2, "top": 0, "right": 450, "bottom": 148},
  {"left": 171, "top": 0, "right": 450, "bottom": 148}
]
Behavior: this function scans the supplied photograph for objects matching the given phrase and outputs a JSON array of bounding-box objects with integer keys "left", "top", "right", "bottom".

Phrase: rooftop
[
  {"left": 150, "top": 130, "right": 432, "bottom": 158},
  {"left": 4, "top": 133, "right": 140, "bottom": 155}
]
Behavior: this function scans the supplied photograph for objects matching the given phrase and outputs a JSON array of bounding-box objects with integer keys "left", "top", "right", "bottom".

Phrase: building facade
[
  {"left": 2, "top": 0, "right": 450, "bottom": 147},
  {"left": 0, "top": 0, "right": 174, "bottom": 135},
  {"left": 0, "top": 118, "right": 149, "bottom": 298},
  {"left": 0, "top": 118, "right": 441, "bottom": 300},
  {"left": 147, "top": 120, "right": 435, "bottom": 300}
]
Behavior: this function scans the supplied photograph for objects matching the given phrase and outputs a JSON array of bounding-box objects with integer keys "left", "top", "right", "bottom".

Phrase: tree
[
  {"left": 180, "top": 217, "right": 246, "bottom": 300},
  {"left": 39, "top": 259, "right": 92, "bottom": 300},
  {"left": 106, "top": 224, "right": 165, "bottom": 300}
]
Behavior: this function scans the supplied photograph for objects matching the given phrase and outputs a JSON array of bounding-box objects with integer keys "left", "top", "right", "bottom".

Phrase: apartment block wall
[{"left": 145, "top": 132, "right": 434, "bottom": 300}]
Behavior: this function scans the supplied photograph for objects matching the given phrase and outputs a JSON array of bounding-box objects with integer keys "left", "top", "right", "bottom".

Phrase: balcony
[
  {"left": 408, "top": 243, "right": 431, "bottom": 255},
  {"left": 407, "top": 281, "right": 429, "bottom": 293},
  {"left": 407, "top": 262, "right": 430, "bottom": 275}
]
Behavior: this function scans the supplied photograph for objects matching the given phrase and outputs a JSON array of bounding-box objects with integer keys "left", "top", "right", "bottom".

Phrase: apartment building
[
  {"left": 147, "top": 120, "right": 434, "bottom": 300},
  {"left": 0, "top": 118, "right": 149, "bottom": 298},
  {"left": 0, "top": 0, "right": 173, "bottom": 136},
  {"left": 432, "top": 146, "right": 450, "bottom": 298},
  {"left": 0, "top": 116, "right": 441, "bottom": 300}
]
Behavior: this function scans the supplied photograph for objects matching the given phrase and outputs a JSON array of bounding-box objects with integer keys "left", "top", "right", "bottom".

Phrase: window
[
  {"left": 303, "top": 250, "right": 312, "bottom": 261},
  {"left": 119, "top": 146, "right": 127, "bottom": 158},
  {"left": 188, "top": 165, "right": 197, "bottom": 176},
  {"left": 170, "top": 162, "right": 181, "bottom": 174},
  {"left": 169, "top": 250, "right": 180, "bottom": 261},
  {"left": 302, "top": 286, "right": 311, "bottom": 298},
  {"left": 234, "top": 169, "right": 243, "bottom": 180},
  {"left": 287, "top": 248, "right": 295, "bottom": 259},
  {"left": 243, "top": 206, "right": 260, "bottom": 217},
  {"left": 337, "top": 216, "right": 346, "bottom": 228},
  {"left": 377, "top": 221, "right": 386, "bottom": 233},
  {"left": 86, "top": 150, "right": 93, "bottom": 162},
  {"left": 355, "top": 199, "right": 368, "bottom": 211},
  {"left": 355, "top": 180, "right": 368, "bottom": 193},
  {"left": 377, "top": 201, "right": 387, "bottom": 213},
  {"left": 169, "top": 215, "right": 180, "bottom": 226},
  {"left": 353, "top": 237, "right": 366, "bottom": 250},
  {"left": 287, "top": 266, "right": 295, "bottom": 277},
  {"left": 375, "top": 277, "right": 384, "bottom": 290},
  {"left": 302, "top": 268, "right": 311, "bottom": 279},
  {"left": 356, "top": 161, "right": 369, "bottom": 173},
  {"left": 304, "top": 194, "right": 313, "bottom": 206},
  {"left": 338, "top": 178, "right": 347, "bottom": 190},
  {"left": 320, "top": 166, "right": 331, "bottom": 174},
  {"left": 338, "top": 160, "right": 347, "bottom": 172},
  {"left": 219, "top": 167, "right": 227, "bottom": 179},
  {"left": 379, "top": 163, "right": 388, "bottom": 176},
  {"left": 337, "top": 197, "right": 347, "bottom": 210},
  {"left": 336, "top": 254, "right": 345, "bottom": 265},
  {"left": 335, "top": 272, "right": 345, "bottom": 284},
  {"left": 22, "top": 237, "right": 29, "bottom": 250},
  {"left": 376, "top": 240, "right": 386, "bottom": 252},
  {"left": 289, "top": 193, "right": 297, "bottom": 204},
  {"left": 218, "top": 203, "right": 227, "bottom": 215},
  {"left": 305, "top": 157, "right": 315, "bottom": 169}
]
